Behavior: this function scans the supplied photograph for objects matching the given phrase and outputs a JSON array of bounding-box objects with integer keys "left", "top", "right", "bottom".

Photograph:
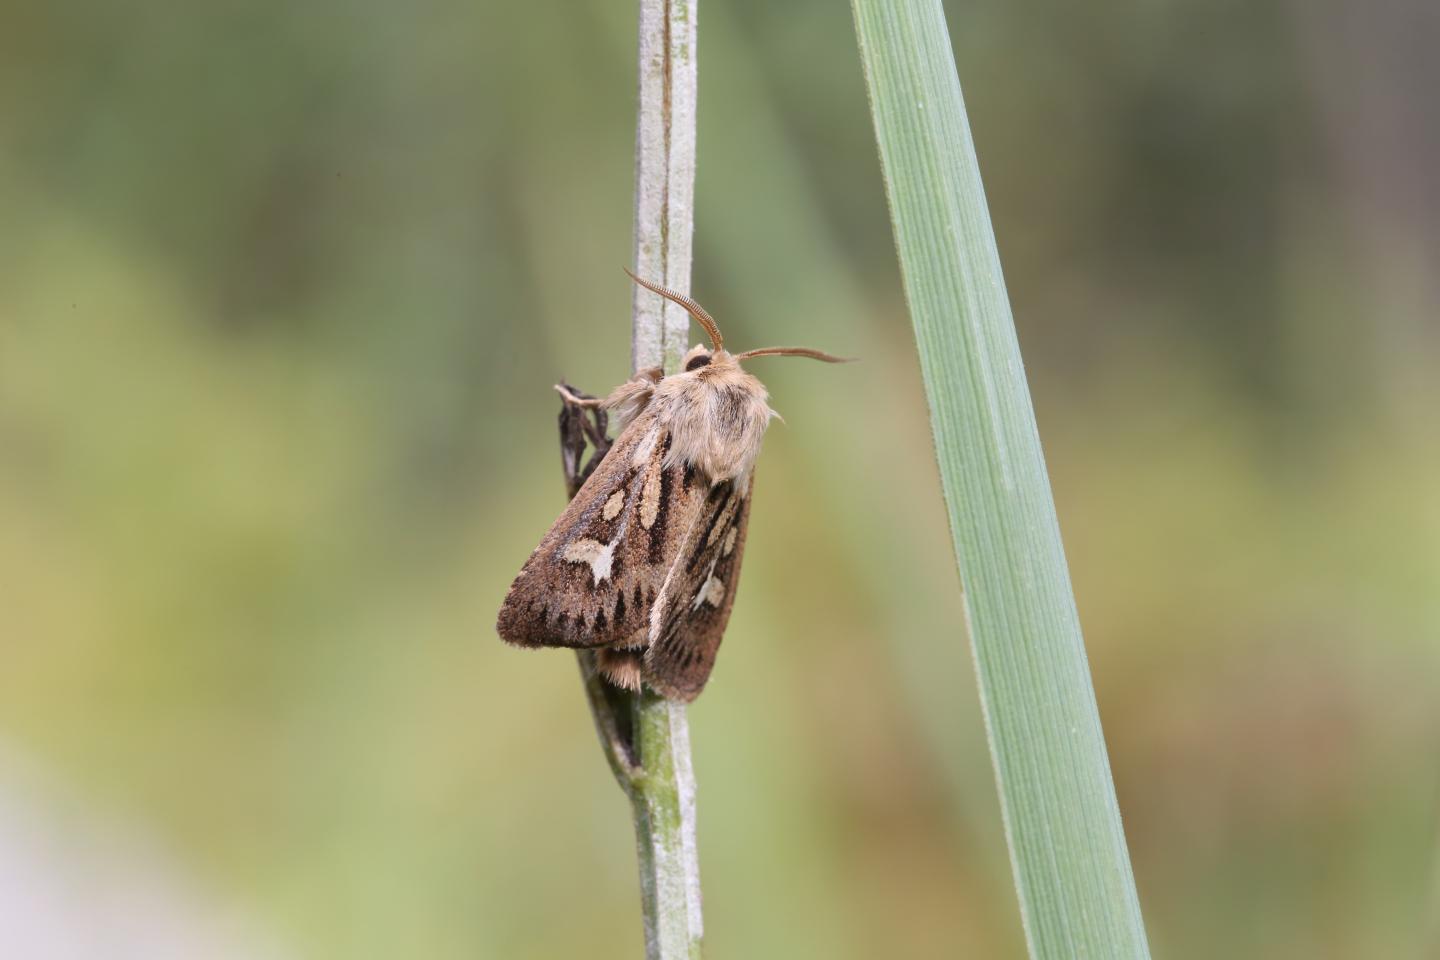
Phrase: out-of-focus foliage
[{"left": 0, "top": 1, "right": 1435, "bottom": 958}]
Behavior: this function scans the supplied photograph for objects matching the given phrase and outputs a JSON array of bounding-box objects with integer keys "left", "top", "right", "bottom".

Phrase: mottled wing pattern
[
  {"left": 642, "top": 477, "right": 752, "bottom": 702},
  {"left": 496, "top": 409, "right": 714, "bottom": 651}
]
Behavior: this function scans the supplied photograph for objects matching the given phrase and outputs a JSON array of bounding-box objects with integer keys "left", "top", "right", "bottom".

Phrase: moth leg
[
  {"left": 554, "top": 383, "right": 603, "bottom": 408},
  {"left": 555, "top": 368, "right": 663, "bottom": 496},
  {"left": 556, "top": 382, "right": 611, "bottom": 498}
]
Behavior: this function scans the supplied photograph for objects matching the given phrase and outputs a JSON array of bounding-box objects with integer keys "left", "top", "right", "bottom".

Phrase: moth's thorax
[{"left": 643, "top": 350, "right": 773, "bottom": 485}]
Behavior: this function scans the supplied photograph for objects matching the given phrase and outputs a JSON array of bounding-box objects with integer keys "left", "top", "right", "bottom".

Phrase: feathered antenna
[
  {"left": 624, "top": 269, "right": 854, "bottom": 364},
  {"left": 732, "top": 346, "right": 853, "bottom": 364},
  {"left": 624, "top": 268, "right": 725, "bottom": 353}
]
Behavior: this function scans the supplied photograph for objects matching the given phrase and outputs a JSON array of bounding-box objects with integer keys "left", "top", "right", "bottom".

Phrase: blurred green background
[{"left": 2, "top": 1, "right": 1437, "bottom": 957}]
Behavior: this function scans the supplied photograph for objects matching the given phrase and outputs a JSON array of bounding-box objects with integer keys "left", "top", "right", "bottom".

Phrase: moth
[{"left": 496, "top": 270, "right": 847, "bottom": 701}]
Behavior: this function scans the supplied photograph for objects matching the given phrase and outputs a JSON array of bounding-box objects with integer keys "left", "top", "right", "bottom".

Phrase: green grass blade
[{"left": 850, "top": 2, "right": 1153, "bottom": 957}]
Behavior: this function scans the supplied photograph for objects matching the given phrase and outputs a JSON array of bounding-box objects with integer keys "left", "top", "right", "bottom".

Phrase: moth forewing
[
  {"left": 642, "top": 479, "right": 752, "bottom": 701},
  {"left": 497, "top": 408, "right": 724, "bottom": 656},
  {"left": 497, "top": 408, "right": 656, "bottom": 650}
]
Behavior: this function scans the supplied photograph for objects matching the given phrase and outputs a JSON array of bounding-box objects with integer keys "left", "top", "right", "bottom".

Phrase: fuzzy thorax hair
[{"left": 608, "top": 344, "right": 774, "bottom": 488}]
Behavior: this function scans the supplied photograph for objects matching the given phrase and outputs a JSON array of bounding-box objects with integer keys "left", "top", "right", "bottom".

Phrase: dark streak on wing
[
  {"left": 687, "top": 485, "right": 734, "bottom": 571},
  {"left": 648, "top": 458, "right": 675, "bottom": 563}
]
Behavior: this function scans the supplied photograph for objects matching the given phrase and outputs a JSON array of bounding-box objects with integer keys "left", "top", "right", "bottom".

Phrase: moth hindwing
[{"left": 495, "top": 271, "right": 847, "bottom": 701}]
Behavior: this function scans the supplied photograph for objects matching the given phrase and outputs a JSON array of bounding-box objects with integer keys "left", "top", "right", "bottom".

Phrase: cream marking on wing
[
  {"left": 721, "top": 526, "right": 738, "bottom": 556},
  {"left": 632, "top": 424, "right": 661, "bottom": 468},
  {"left": 691, "top": 557, "right": 722, "bottom": 610},
  {"left": 562, "top": 537, "right": 616, "bottom": 583},
  {"left": 603, "top": 489, "right": 625, "bottom": 520},
  {"left": 639, "top": 464, "right": 662, "bottom": 529}
]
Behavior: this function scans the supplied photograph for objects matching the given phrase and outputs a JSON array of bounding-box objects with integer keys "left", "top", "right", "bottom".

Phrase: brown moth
[{"left": 495, "top": 270, "right": 847, "bottom": 701}]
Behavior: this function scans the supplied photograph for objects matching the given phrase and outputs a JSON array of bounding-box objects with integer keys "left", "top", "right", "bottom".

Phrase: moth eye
[{"left": 685, "top": 353, "right": 712, "bottom": 372}]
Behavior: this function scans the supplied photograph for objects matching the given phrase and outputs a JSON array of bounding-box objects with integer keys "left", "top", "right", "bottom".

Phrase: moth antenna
[
  {"left": 624, "top": 267, "right": 724, "bottom": 353},
  {"left": 732, "top": 346, "right": 855, "bottom": 364}
]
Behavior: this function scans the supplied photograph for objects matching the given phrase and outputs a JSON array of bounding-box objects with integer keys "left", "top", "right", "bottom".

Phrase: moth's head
[
  {"left": 677, "top": 344, "right": 752, "bottom": 401},
  {"left": 681, "top": 343, "right": 720, "bottom": 373},
  {"left": 624, "top": 268, "right": 853, "bottom": 375}
]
